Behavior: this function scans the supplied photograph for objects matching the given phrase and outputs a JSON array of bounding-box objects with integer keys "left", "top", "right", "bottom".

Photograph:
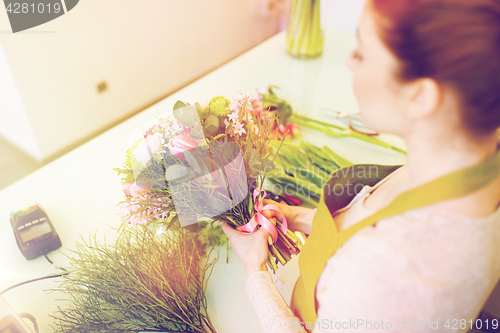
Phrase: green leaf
[
  {"left": 194, "top": 102, "right": 202, "bottom": 113},
  {"left": 173, "top": 107, "right": 183, "bottom": 120},
  {"left": 206, "top": 124, "right": 218, "bottom": 137},
  {"left": 322, "top": 146, "right": 353, "bottom": 169},
  {"left": 166, "top": 214, "right": 179, "bottom": 230},
  {"left": 260, "top": 158, "right": 275, "bottom": 173},
  {"left": 205, "top": 114, "right": 219, "bottom": 136},
  {"left": 173, "top": 100, "right": 186, "bottom": 111},
  {"left": 179, "top": 106, "right": 200, "bottom": 128},
  {"left": 213, "top": 133, "right": 226, "bottom": 141},
  {"left": 246, "top": 148, "right": 261, "bottom": 178}
]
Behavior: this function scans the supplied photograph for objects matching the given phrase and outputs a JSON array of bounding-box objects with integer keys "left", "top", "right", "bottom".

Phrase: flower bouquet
[{"left": 115, "top": 92, "right": 303, "bottom": 272}]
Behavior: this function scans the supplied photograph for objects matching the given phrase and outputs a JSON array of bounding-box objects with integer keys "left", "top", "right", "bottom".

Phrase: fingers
[
  {"left": 258, "top": 219, "right": 277, "bottom": 237},
  {"left": 262, "top": 199, "right": 279, "bottom": 206},
  {"left": 261, "top": 204, "right": 279, "bottom": 220},
  {"left": 253, "top": 225, "right": 275, "bottom": 245},
  {"left": 221, "top": 222, "right": 238, "bottom": 240},
  {"left": 268, "top": 216, "right": 277, "bottom": 226},
  {"left": 222, "top": 221, "right": 272, "bottom": 242},
  {"left": 261, "top": 199, "right": 289, "bottom": 220}
]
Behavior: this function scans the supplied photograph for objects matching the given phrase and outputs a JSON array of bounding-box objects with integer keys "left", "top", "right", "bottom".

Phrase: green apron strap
[{"left": 339, "top": 146, "right": 500, "bottom": 242}]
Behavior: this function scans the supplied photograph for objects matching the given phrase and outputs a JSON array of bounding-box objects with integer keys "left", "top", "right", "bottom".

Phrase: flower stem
[{"left": 290, "top": 114, "right": 407, "bottom": 155}]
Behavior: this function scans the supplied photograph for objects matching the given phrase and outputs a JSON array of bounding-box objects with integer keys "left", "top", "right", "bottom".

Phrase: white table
[{"left": 0, "top": 29, "right": 407, "bottom": 333}]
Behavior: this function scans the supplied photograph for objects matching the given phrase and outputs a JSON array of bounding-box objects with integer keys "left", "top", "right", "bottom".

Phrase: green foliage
[
  {"left": 50, "top": 225, "right": 218, "bottom": 333},
  {"left": 260, "top": 86, "right": 293, "bottom": 125},
  {"left": 195, "top": 222, "right": 228, "bottom": 248},
  {"left": 204, "top": 114, "right": 220, "bottom": 136},
  {"left": 173, "top": 100, "right": 186, "bottom": 112},
  {"left": 266, "top": 140, "right": 355, "bottom": 207},
  {"left": 113, "top": 138, "right": 144, "bottom": 185}
]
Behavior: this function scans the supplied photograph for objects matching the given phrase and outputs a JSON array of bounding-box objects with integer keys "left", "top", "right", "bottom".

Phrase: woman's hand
[
  {"left": 221, "top": 220, "right": 275, "bottom": 277},
  {"left": 261, "top": 199, "right": 316, "bottom": 235}
]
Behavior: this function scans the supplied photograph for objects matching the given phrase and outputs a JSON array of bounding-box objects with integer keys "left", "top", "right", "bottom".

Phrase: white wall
[
  {"left": 0, "top": 0, "right": 367, "bottom": 162},
  {"left": 0, "top": 0, "right": 283, "bottom": 162},
  {"left": 322, "top": 0, "right": 366, "bottom": 34},
  {"left": 0, "top": 43, "right": 41, "bottom": 160}
]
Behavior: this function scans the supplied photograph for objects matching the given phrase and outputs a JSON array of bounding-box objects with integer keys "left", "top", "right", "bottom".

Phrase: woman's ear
[{"left": 407, "top": 78, "right": 442, "bottom": 119}]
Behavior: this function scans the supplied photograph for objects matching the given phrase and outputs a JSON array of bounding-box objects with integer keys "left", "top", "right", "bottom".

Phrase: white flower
[
  {"left": 230, "top": 99, "right": 241, "bottom": 113},
  {"left": 233, "top": 121, "right": 246, "bottom": 136},
  {"left": 187, "top": 98, "right": 209, "bottom": 110},
  {"left": 227, "top": 111, "right": 240, "bottom": 123},
  {"left": 235, "top": 90, "right": 248, "bottom": 101},
  {"left": 133, "top": 132, "right": 163, "bottom": 164}
]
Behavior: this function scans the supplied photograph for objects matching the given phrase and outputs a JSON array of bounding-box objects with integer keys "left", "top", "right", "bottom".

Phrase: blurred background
[{"left": 0, "top": 0, "right": 365, "bottom": 189}]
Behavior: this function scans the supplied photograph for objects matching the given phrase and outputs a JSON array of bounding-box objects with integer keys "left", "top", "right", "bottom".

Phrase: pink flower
[
  {"left": 278, "top": 124, "right": 287, "bottom": 136},
  {"left": 133, "top": 132, "right": 164, "bottom": 165},
  {"left": 285, "top": 123, "right": 301, "bottom": 137},
  {"left": 233, "top": 122, "right": 246, "bottom": 136},
  {"left": 117, "top": 194, "right": 173, "bottom": 225},
  {"left": 130, "top": 181, "right": 151, "bottom": 197},
  {"left": 117, "top": 201, "right": 142, "bottom": 223},
  {"left": 227, "top": 111, "right": 240, "bottom": 123},
  {"left": 168, "top": 134, "right": 199, "bottom": 159},
  {"left": 235, "top": 90, "right": 248, "bottom": 101},
  {"left": 123, "top": 181, "right": 133, "bottom": 196},
  {"left": 252, "top": 98, "right": 264, "bottom": 112},
  {"left": 246, "top": 112, "right": 253, "bottom": 122},
  {"left": 224, "top": 118, "right": 230, "bottom": 128},
  {"left": 144, "top": 125, "right": 160, "bottom": 138},
  {"left": 230, "top": 99, "right": 240, "bottom": 112}
]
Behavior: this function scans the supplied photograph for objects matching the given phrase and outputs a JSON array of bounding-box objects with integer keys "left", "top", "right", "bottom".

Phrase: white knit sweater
[{"left": 246, "top": 166, "right": 500, "bottom": 333}]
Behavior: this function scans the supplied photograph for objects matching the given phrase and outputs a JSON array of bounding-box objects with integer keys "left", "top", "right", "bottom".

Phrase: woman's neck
[{"left": 403, "top": 131, "right": 499, "bottom": 191}]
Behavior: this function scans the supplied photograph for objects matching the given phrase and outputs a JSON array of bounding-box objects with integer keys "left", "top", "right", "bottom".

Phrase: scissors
[{"left": 320, "top": 108, "right": 380, "bottom": 136}]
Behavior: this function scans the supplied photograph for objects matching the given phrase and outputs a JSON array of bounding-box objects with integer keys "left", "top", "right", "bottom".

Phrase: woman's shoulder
[
  {"left": 354, "top": 203, "right": 500, "bottom": 262},
  {"left": 316, "top": 207, "right": 500, "bottom": 322},
  {"left": 325, "top": 203, "right": 500, "bottom": 290}
]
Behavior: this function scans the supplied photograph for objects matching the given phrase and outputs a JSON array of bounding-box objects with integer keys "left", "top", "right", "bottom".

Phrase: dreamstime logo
[{"left": 3, "top": 0, "right": 79, "bottom": 33}]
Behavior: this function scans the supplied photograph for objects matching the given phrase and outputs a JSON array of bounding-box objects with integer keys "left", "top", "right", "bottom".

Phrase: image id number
[
  {"left": 443, "top": 318, "right": 499, "bottom": 330},
  {"left": 6, "top": 3, "right": 62, "bottom": 14}
]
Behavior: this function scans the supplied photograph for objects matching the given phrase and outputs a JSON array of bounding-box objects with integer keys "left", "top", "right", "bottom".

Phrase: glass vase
[{"left": 286, "top": 0, "right": 323, "bottom": 59}]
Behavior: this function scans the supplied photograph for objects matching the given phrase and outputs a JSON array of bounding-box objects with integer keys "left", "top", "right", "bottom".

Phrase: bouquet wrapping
[{"left": 116, "top": 92, "right": 304, "bottom": 272}]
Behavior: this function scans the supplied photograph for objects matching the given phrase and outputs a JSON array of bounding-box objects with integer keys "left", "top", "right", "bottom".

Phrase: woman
[{"left": 222, "top": 0, "right": 500, "bottom": 332}]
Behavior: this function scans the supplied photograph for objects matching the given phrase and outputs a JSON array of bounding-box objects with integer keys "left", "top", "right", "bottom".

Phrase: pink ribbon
[{"left": 236, "top": 189, "right": 288, "bottom": 243}]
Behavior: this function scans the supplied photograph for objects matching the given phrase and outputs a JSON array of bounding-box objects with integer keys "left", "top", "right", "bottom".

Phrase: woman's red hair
[{"left": 370, "top": 0, "right": 500, "bottom": 136}]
